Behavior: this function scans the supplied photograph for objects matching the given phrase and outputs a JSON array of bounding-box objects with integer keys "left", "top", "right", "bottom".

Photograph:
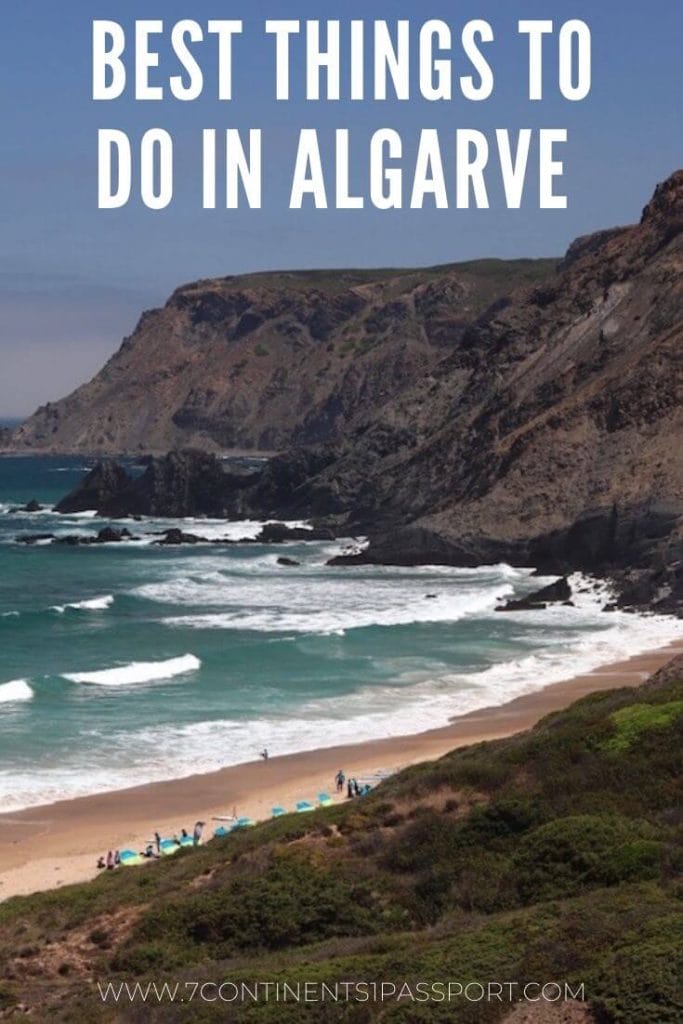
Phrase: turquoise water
[{"left": 0, "top": 456, "right": 679, "bottom": 811}]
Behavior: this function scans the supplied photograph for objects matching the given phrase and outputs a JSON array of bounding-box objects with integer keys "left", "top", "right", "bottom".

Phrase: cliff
[
  {"left": 244, "top": 172, "right": 683, "bottom": 598},
  {"left": 7, "top": 260, "right": 555, "bottom": 455}
]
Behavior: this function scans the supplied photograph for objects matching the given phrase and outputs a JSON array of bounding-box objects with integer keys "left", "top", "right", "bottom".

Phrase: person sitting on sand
[
  {"left": 144, "top": 844, "right": 155, "bottom": 858},
  {"left": 96, "top": 856, "right": 105, "bottom": 870},
  {"left": 106, "top": 850, "right": 115, "bottom": 870},
  {"left": 193, "top": 821, "right": 205, "bottom": 846},
  {"left": 181, "top": 828, "right": 189, "bottom": 839}
]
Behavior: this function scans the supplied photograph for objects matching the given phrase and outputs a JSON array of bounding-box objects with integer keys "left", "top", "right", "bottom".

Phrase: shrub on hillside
[
  {"left": 514, "top": 815, "right": 663, "bottom": 904},
  {"left": 128, "top": 851, "right": 399, "bottom": 963}
]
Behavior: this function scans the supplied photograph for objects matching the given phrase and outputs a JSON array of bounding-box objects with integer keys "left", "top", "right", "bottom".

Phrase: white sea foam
[
  {"left": 4, "top": 591, "right": 681, "bottom": 813},
  {"left": 0, "top": 679, "right": 33, "bottom": 704},
  {"left": 51, "top": 595, "right": 114, "bottom": 614},
  {"left": 132, "top": 557, "right": 521, "bottom": 635},
  {"left": 2, "top": 550, "right": 681, "bottom": 812},
  {"left": 155, "top": 577, "right": 513, "bottom": 633},
  {"left": 0, "top": 610, "right": 20, "bottom": 618},
  {"left": 62, "top": 653, "right": 201, "bottom": 687}
]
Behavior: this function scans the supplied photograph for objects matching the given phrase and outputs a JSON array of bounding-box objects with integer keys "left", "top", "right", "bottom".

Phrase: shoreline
[{"left": 1, "top": 637, "right": 681, "bottom": 902}]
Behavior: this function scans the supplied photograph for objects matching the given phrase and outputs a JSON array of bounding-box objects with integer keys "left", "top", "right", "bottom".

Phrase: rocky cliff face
[
  {"left": 238, "top": 172, "right": 683, "bottom": 603},
  {"left": 7, "top": 261, "right": 554, "bottom": 455}
]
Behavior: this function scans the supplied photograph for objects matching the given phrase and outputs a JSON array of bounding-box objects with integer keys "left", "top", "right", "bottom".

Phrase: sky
[{"left": 1, "top": 0, "right": 681, "bottom": 417}]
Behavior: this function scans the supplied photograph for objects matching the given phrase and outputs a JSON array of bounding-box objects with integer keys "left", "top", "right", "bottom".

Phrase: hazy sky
[{"left": 1, "top": 0, "right": 681, "bottom": 417}]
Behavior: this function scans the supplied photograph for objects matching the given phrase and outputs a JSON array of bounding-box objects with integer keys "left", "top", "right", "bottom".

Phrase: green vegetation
[
  {"left": 188, "top": 258, "right": 558, "bottom": 299},
  {"left": 0, "top": 665, "right": 681, "bottom": 1022},
  {"left": 605, "top": 700, "right": 683, "bottom": 751}
]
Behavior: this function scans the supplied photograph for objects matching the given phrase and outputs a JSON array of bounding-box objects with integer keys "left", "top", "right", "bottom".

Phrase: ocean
[{"left": 0, "top": 455, "right": 680, "bottom": 813}]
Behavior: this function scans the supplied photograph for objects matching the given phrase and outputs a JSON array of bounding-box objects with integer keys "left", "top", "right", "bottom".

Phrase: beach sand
[{"left": 1, "top": 639, "right": 681, "bottom": 902}]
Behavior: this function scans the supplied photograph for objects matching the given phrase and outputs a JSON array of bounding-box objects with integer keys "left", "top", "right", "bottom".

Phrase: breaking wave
[
  {"left": 0, "top": 679, "right": 33, "bottom": 704},
  {"left": 52, "top": 595, "right": 114, "bottom": 614},
  {"left": 62, "top": 653, "right": 201, "bottom": 687}
]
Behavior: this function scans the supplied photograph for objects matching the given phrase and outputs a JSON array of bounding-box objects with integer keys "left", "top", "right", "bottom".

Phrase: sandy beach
[{"left": 1, "top": 638, "right": 681, "bottom": 902}]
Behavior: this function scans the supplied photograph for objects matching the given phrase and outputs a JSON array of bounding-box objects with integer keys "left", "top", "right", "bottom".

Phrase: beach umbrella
[
  {"left": 318, "top": 792, "right": 333, "bottom": 807},
  {"left": 120, "top": 854, "right": 146, "bottom": 867},
  {"left": 159, "top": 839, "right": 180, "bottom": 855},
  {"left": 231, "top": 817, "right": 256, "bottom": 830},
  {"left": 296, "top": 800, "right": 315, "bottom": 813},
  {"left": 179, "top": 835, "right": 194, "bottom": 847},
  {"left": 271, "top": 805, "right": 287, "bottom": 817},
  {"left": 119, "top": 850, "right": 145, "bottom": 866},
  {"left": 213, "top": 825, "right": 230, "bottom": 838}
]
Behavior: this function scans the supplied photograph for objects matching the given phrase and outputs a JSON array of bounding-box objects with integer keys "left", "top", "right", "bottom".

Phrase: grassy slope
[
  {"left": 1, "top": 661, "right": 681, "bottom": 1023},
  {"left": 177, "top": 258, "right": 559, "bottom": 296}
]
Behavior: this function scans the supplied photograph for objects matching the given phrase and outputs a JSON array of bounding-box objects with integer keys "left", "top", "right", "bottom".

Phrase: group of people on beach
[
  {"left": 95, "top": 760, "right": 375, "bottom": 872},
  {"left": 96, "top": 821, "right": 205, "bottom": 870},
  {"left": 97, "top": 851, "right": 120, "bottom": 871},
  {"left": 335, "top": 769, "right": 370, "bottom": 799}
]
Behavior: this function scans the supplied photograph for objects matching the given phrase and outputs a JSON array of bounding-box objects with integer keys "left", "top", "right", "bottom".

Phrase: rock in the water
[
  {"left": 156, "top": 528, "right": 203, "bottom": 546},
  {"left": 328, "top": 526, "right": 490, "bottom": 567},
  {"left": 256, "top": 522, "right": 334, "bottom": 543},
  {"left": 277, "top": 556, "right": 301, "bottom": 567},
  {"left": 19, "top": 527, "right": 138, "bottom": 547},
  {"left": 10, "top": 499, "right": 44, "bottom": 513},
  {"left": 496, "top": 601, "right": 548, "bottom": 613},
  {"left": 496, "top": 577, "right": 572, "bottom": 612},
  {"left": 54, "top": 450, "right": 258, "bottom": 519},
  {"left": 55, "top": 461, "right": 132, "bottom": 514},
  {"left": 96, "top": 527, "right": 128, "bottom": 543}
]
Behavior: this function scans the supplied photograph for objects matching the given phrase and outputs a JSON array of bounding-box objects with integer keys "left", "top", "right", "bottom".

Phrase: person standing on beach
[
  {"left": 336, "top": 770, "right": 345, "bottom": 793},
  {"left": 106, "top": 850, "right": 115, "bottom": 870},
  {"left": 154, "top": 831, "right": 161, "bottom": 855},
  {"left": 260, "top": 747, "right": 269, "bottom": 762},
  {"left": 193, "top": 821, "right": 205, "bottom": 846},
  {"left": 347, "top": 779, "right": 354, "bottom": 799}
]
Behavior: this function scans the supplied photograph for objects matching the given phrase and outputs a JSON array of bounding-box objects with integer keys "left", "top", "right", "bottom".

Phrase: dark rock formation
[
  {"left": 9, "top": 499, "right": 43, "bottom": 513},
  {"left": 55, "top": 461, "right": 132, "bottom": 514},
  {"left": 255, "top": 522, "right": 335, "bottom": 543},
  {"left": 54, "top": 450, "right": 258, "bottom": 519},
  {"left": 17, "top": 527, "right": 135, "bottom": 547},
  {"left": 277, "top": 556, "right": 301, "bottom": 567},
  {"left": 156, "top": 528, "right": 203, "bottom": 546},
  {"left": 612, "top": 561, "right": 683, "bottom": 617},
  {"left": 95, "top": 527, "right": 130, "bottom": 543},
  {"left": 496, "top": 577, "right": 572, "bottom": 612}
]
